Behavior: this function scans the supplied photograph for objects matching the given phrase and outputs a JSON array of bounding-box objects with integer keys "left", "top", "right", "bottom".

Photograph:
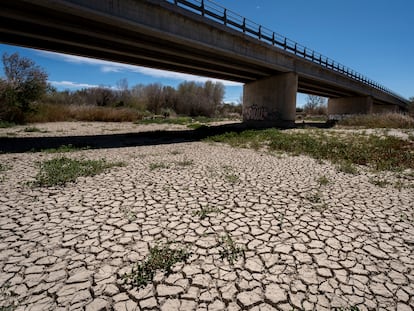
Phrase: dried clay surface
[{"left": 0, "top": 122, "right": 413, "bottom": 310}]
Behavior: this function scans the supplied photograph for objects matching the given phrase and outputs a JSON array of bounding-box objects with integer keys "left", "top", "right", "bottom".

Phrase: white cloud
[
  {"left": 38, "top": 50, "right": 243, "bottom": 86},
  {"left": 49, "top": 80, "right": 99, "bottom": 89}
]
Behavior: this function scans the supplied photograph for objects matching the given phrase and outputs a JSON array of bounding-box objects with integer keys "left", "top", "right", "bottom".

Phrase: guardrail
[{"left": 165, "top": 0, "right": 407, "bottom": 103}]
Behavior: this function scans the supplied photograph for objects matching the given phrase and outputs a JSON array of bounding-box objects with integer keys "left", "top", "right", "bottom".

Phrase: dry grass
[
  {"left": 337, "top": 113, "right": 414, "bottom": 129},
  {"left": 27, "top": 103, "right": 143, "bottom": 123}
]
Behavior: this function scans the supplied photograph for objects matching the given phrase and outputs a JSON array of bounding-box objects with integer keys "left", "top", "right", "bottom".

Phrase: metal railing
[{"left": 165, "top": 0, "right": 407, "bottom": 102}]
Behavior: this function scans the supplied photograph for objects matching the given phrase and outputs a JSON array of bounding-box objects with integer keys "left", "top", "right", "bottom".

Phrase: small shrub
[
  {"left": 175, "top": 159, "right": 193, "bottom": 167},
  {"left": 122, "top": 242, "right": 190, "bottom": 288},
  {"left": 23, "top": 126, "right": 42, "bottom": 133},
  {"left": 337, "top": 161, "right": 358, "bottom": 174},
  {"left": 218, "top": 234, "right": 245, "bottom": 265},
  {"left": 149, "top": 162, "right": 169, "bottom": 171},
  {"left": 0, "top": 163, "right": 9, "bottom": 172},
  {"left": 42, "top": 144, "right": 89, "bottom": 153},
  {"left": 170, "top": 150, "right": 182, "bottom": 155},
  {"left": 337, "top": 113, "right": 414, "bottom": 129},
  {"left": 306, "top": 192, "right": 322, "bottom": 204},
  {"left": 207, "top": 129, "right": 414, "bottom": 172},
  {"left": 193, "top": 207, "right": 220, "bottom": 219},
  {"left": 317, "top": 175, "right": 330, "bottom": 186},
  {"left": 0, "top": 121, "right": 15, "bottom": 128},
  {"left": 33, "top": 157, "right": 124, "bottom": 187},
  {"left": 225, "top": 173, "right": 239, "bottom": 184},
  {"left": 369, "top": 178, "right": 389, "bottom": 187}
]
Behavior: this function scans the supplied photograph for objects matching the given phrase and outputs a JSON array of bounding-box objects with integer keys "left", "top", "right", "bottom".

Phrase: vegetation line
[{"left": 206, "top": 129, "right": 414, "bottom": 171}]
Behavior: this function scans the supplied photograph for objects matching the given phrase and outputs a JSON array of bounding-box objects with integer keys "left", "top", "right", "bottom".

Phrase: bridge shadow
[{"left": 0, "top": 121, "right": 333, "bottom": 153}]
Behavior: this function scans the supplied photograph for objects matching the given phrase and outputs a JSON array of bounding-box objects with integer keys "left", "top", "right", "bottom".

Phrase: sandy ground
[{"left": 0, "top": 122, "right": 413, "bottom": 310}]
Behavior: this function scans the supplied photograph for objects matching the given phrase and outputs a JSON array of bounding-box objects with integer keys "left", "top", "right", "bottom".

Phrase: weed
[
  {"left": 0, "top": 163, "right": 9, "bottom": 172},
  {"left": 337, "top": 161, "right": 358, "bottom": 175},
  {"left": 33, "top": 157, "right": 124, "bottom": 187},
  {"left": 222, "top": 165, "right": 239, "bottom": 184},
  {"left": 42, "top": 144, "right": 89, "bottom": 153},
  {"left": 333, "top": 306, "right": 360, "bottom": 311},
  {"left": 23, "top": 126, "right": 43, "bottom": 132},
  {"left": 187, "top": 123, "right": 207, "bottom": 130},
  {"left": 121, "top": 207, "right": 137, "bottom": 222},
  {"left": 317, "top": 175, "right": 330, "bottom": 186},
  {"left": 175, "top": 159, "right": 194, "bottom": 167},
  {"left": 218, "top": 234, "right": 245, "bottom": 265},
  {"left": 0, "top": 282, "right": 18, "bottom": 311},
  {"left": 207, "top": 129, "right": 414, "bottom": 172},
  {"left": 0, "top": 121, "right": 15, "bottom": 128},
  {"left": 306, "top": 192, "right": 322, "bottom": 204},
  {"left": 170, "top": 150, "right": 182, "bottom": 155},
  {"left": 149, "top": 162, "right": 170, "bottom": 171},
  {"left": 122, "top": 242, "right": 190, "bottom": 288},
  {"left": 277, "top": 212, "right": 285, "bottom": 229},
  {"left": 225, "top": 174, "right": 239, "bottom": 184},
  {"left": 337, "top": 113, "right": 414, "bottom": 129},
  {"left": 369, "top": 178, "right": 389, "bottom": 187},
  {"left": 193, "top": 207, "right": 220, "bottom": 219}
]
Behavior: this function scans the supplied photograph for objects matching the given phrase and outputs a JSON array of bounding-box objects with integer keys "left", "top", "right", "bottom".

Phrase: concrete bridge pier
[
  {"left": 243, "top": 72, "right": 297, "bottom": 127},
  {"left": 328, "top": 96, "right": 373, "bottom": 117}
]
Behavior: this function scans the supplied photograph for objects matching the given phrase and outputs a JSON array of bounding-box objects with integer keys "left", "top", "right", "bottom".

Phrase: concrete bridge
[{"left": 0, "top": 0, "right": 409, "bottom": 125}]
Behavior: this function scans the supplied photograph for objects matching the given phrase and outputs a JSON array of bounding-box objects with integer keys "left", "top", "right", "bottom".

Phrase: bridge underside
[{"left": 0, "top": 0, "right": 407, "bottom": 125}]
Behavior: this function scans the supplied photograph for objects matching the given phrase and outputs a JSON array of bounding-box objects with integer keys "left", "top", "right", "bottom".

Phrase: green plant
[
  {"left": 41, "top": 144, "right": 89, "bottom": 153},
  {"left": 0, "top": 163, "right": 9, "bottom": 172},
  {"left": 317, "top": 175, "right": 330, "bottom": 186},
  {"left": 33, "top": 157, "right": 124, "bottom": 187},
  {"left": 122, "top": 242, "right": 190, "bottom": 288},
  {"left": 337, "top": 161, "right": 358, "bottom": 174},
  {"left": 187, "top": 123, "right": 207, "bottom": 130},
  {"left": 207, "top": 129, "right": 414, "bottom": 172},
  {"left": 218, "top": 234, "right": 245, "bottom": 265},
  {"left": 121, "top": 207, "right": 137, "bottom": 222},
  {"left": 193, "top": 207, "right": 220, "bottom": 220},
  {"left": 225, "top": 173, "right": 239, "bottom": 184},
  {"left": 175, "top": 159, "right": 194, "bottom": 167},
  {"left": 149, "top": 162, "right": 169, "bottom": 171},
  {"left": 23, "top": 126, "right": 43, "bottom": 132},
  {"left": 333, "top": 306, "right": 360, "bottom": 311},
  {"left": 0, "top": 282, "right": 18, "bottom": 311},
  {"left": 0, "top": 121, "right": 15, "bottom": 128},
  {"left": 306, "top": 192, "right": 322, "bottom": 204},
  {"left": 170, "top": 150, "right": 182, "bottom": 155},
  {"left": 369, "top": 178, "right": 389, "bottom": 187},
  {"left": 337, "top": 113, "right": 414, "bottom": 129}
]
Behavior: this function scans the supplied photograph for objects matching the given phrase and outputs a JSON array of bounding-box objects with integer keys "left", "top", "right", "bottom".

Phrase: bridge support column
[
  {"left": 243, "top": 72, "right": 297, "bottom": 127},
  {"left": 328, "top": 96, "right": 373, "bottom": 119}
]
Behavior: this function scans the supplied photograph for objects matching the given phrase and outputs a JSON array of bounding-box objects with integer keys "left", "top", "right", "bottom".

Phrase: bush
[{"left": 337, "top": 113, "right": 414, "bottom": 128}]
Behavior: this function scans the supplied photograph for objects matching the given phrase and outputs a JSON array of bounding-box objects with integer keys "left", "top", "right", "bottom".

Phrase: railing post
[
  {"left": 223, "top": 9, "right": 227, "bottom": 25},
  {"left": 201, "top": 0, "right": 205, "bottom": 16},
  {"left": 272, "top": 32, "right": 275, "bottom": 46},
  {"left": 294, "top": 43, "right": 297, "bottom": 54},
  {"left": 242, "top": 18, "right": 246, "bottom": 33},
  {"left": 283, "top": 38, "right": 287, "bottom": 50},
  {"left": 258, "top": 26, "right": 262, "bottom": 39}
]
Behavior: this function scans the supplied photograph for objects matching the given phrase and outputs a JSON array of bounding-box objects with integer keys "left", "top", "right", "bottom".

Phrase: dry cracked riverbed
[{"left": 0, "top": 122, "right": 413, "bottom": 310}]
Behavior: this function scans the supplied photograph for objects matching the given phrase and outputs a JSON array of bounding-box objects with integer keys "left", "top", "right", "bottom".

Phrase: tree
[
  {"left": 303, "top": 95, "right": 327, "bottom": 115},
  {"left": 409, "top": 97, "right": 414, "bottom": 116},
  {"left": 1, "top": 52, "right": 48, "bottom": 122}
]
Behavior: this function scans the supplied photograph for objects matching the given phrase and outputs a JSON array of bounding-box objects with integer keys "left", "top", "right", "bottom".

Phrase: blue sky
[{"left": 0, "top": 0, "right": 413, "bottom": 106}]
